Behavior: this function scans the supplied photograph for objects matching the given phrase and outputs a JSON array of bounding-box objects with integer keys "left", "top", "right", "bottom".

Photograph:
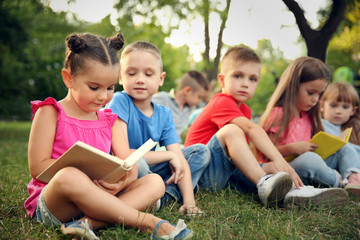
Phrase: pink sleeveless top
[{"left": 24, "top": 97, "right": 117, "bottom": 217}]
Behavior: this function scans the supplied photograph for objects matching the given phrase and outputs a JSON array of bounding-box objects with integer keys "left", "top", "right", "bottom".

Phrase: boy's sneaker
[
  {"left": 257, "top": 172, "right": 293, "bottom": 206},
  {"left": 284, "top": 186, "right": 348, "bottom": 208},
  {"left": 61, "top": 219, "right": 99, "bottom": 240},
  {"left": 151, "top": 219, "right": 193, "bottom": 240},
  {"left": 344, "top": 172, "right": 360, "bottom": 195}
]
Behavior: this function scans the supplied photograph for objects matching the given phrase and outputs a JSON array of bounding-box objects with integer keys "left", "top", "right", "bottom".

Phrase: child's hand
[
  {"left": 93, "top": 167, "right": 137, "bottom": 195},
  {"left": 179, "top": 204, "right": 205, "bottom": 217},
  {"left": 290, "top": 141, "right": 318, "bottom": 155},
  {"left": 166, "top": 154, "right": 184, "bottom": 185}
]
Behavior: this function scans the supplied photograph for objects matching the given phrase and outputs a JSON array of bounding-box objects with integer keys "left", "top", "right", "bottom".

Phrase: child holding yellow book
[
  {"left": 320, "top": 82, "right": 360, "bottom": 194},
  {"left": 259, "top": 57, "right": 355, "bottom": 194}
]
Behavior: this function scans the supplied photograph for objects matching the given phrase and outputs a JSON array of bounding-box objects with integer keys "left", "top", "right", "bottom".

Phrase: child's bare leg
[
  {"left": 44, "top": 167, "right": 174, "bottom": 235},
  {"left": 261, "top": 162, "right": 278, "bottom": 174},
  {"left": 216, "top": 124, "right": 266, "bottom": 184}
]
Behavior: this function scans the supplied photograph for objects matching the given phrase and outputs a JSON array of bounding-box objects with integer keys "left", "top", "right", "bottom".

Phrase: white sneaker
[
  {"left": 257, "top": 172, "right": 293, "bottom": 206},
  {"left": 284, "top": 186, "right": 348, "bottom": 209}
]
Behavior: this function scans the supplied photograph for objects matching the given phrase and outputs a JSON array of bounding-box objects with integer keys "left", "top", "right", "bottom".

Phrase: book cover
[
  {"left": 285, "top": 127, "right": 352, "bottom": 161},
  {"left": 36, "top": 138, "right": 157, "bottom": 184}
]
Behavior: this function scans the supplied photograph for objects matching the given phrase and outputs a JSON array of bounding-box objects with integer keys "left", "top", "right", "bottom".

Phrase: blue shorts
[
  {"left": 33, "top": 186, "right": 62, "bottom": 226},
  {"left": 199, "top": 134, "right": 257, "bottom": 193}
]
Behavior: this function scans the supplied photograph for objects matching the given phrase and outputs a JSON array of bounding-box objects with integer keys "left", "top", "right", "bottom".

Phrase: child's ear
[
  {"left": 61, "top": 69, "right": 73, "bottom": 88},
  {"left": 217, "top": 74, "right": 225, "bottom": 88},
  {"left": 159, "top": 72, "right": 166, "bottom": 87},
  {"left": 183, "top": 86, "right": 193, "bottom": 95},
  {"left": 351, "top": 106, "right": 358, "bottom": 116}
]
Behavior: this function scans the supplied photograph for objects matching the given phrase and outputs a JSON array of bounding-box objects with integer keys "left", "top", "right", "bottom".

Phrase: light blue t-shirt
[
  {"left": 322, "top": 119, "right": 360, "bottom": 156},
  {"left": 106, "top": 91, "right": 179, "bottom": 149}
]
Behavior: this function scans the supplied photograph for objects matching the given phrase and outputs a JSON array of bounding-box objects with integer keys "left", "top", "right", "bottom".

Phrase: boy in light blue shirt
[{"left": 106, "top": 41, "right": 210, "bottom": 215}]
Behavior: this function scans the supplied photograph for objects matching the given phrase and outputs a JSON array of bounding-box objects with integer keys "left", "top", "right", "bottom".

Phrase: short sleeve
[
  {"left": 31, "top": 97, "right": 61, "bottom": 120},
  {"left": 100, "top": 109, "right": 117, "bottom": 128},
  {"left": 106, "top": 91, "right": 130, "bottom": 124}
]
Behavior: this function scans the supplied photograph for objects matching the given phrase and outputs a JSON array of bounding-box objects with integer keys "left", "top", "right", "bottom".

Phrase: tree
[
  {"left": 282, "top": 0, "right": 346, "bottom": 62},
  {"left": 112, "top": 0, "right": 232, "bottom": 82}
]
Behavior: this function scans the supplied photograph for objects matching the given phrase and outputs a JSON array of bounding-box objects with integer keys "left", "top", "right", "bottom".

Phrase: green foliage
[
  {"left": 327, "top": 1, "right": 360, "bottom": 77},
  {"left": 1, "top": 121, "right": 360, "bottom": 239}
]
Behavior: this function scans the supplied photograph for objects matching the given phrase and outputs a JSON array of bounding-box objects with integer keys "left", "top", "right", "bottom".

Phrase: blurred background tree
[{"left": 0, "top": 0, "right": 358, "bottom": 120}]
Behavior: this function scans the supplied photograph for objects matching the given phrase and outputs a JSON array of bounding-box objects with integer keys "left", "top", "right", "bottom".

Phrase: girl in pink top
[
  {"left": 259, "top": 56, "right": 344, "bottom": 188},
  {"left": 25, "top": 32, "right": 192, "bottom": 240}
]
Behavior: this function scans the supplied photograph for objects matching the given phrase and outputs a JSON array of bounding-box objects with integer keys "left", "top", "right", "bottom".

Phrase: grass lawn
[{"left": 0, "top": 121, "right": 359, "bottom": 239}]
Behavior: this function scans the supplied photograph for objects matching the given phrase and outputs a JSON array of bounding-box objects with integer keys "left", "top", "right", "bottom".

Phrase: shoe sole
[
  {"left": 345, "top": 185, "right": 360, "bottom": 195},
  {"left": 266, "top": 173, "right": 293, "bottom": 207},
  {"left": 284, "top": 188, "right": 349, "bottom": 209}
]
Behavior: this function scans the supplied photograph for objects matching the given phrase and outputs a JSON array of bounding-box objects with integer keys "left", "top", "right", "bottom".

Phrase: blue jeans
[
  {"left": 137, "top": 143, "right": 210, "bottom": 203},
  {"left": 199, "top": 134, "right": 257, "bottom": 193},
  {"left": 290, "top": 151, "right": 340, "bottom": 187},
  {"left": 326, "top": 144, "right": 360, "bottom": 179}
]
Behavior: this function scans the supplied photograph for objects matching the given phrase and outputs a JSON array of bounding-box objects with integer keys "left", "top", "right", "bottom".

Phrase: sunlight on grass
[{"left": 0, "top": 121, "right": 359, "bottom": 239}]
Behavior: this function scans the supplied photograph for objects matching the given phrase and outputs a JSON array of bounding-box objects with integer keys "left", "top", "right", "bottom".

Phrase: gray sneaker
[
  {"left": 257, "top": 172, "right": 293, "bottom": 206},
  {"left": 284, "top": 186, "right": 348, "bottom": 208}
]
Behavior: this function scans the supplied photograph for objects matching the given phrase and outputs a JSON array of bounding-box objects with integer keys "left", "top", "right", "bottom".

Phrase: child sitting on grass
[
  {"left": 24, "top": 32, "right": 192, "bottom": 240},
  {"left": 320, "top": 81, "right": 360, "bottom": 194},
  {"left": 106, "top": 41, "right": 210, "bottom": 216},
  {"left": 152, "top": 70, "right": 209, "bottom": 143}
]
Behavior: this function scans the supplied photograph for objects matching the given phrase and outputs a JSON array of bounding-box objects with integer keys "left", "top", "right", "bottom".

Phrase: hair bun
[
  {"left": 66, "top": 34, "right": 86, "bottom": 53},
  {"left": 108, "top": 33, "right": 125, "bottom": 51}
]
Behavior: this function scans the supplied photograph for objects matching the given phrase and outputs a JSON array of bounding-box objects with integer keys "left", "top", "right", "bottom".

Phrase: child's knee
[{"left": 216, "top": 124, "right": 245, "bottom": 140}]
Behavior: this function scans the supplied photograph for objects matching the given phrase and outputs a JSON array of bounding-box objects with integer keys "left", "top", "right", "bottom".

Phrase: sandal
[{"left": 151, "top": 219, "right": 193, "bottom": 239}]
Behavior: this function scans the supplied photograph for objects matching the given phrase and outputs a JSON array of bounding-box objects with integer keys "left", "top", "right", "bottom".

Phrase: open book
[
  {"left": 36, "top": 138, "right": 157, "bottom": 184},
  {"left": 286, "top": 127, "right": 352, "bottom": 161}
]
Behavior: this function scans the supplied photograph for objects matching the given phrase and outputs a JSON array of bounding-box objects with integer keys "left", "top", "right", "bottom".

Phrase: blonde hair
[
  {"left": 321, "top": 82, "right": 360, "bottom": 145},
  {"left": 120, "top": 41, "right": 163, "bottom": 70},
  {"left": 260, "top": 56, "right": 330, "bottom": 145}
]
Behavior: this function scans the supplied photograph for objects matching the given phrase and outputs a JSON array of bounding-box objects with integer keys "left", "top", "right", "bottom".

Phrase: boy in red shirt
[{"left": 184, "top": 46, "right": 303, "bottom": 206}]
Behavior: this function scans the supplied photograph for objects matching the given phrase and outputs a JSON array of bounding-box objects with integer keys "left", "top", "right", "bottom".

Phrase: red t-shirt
[{"left": 184, "top": 93, "right": 251, "bottom": 146}]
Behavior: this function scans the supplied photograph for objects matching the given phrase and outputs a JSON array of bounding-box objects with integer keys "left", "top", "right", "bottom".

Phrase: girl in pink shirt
[
  {"left": 259, "top": 56, "right": 344, "bottom": 188},
  {"left": 258, "top": 57, "right": 350, "bottom": 208},
  {"left": 25, "top": 32, "right": 192, "bottom": 240}
]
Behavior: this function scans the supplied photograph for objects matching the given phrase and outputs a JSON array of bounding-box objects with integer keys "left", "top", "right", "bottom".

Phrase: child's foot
[
  {"left": 151, "top": 219, "right": 193, "bottom": 240},
  {"left": 344, "top": 172, "right": 360, "bottom": 195},
  {"left": 61, "top": 219, "right": 99, "bottom": 240},
  {"left": 284, "top": 186, "right": 348, "bottom": 208},
  {"left": 257, "top": 172, "right": 293, "bottom": 206}
]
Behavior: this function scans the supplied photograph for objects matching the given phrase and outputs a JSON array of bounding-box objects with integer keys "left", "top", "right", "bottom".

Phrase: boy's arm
[
  {"left": 230, "top": 117, "right": 303, "bottom": 188},
  {"left": 166, "top": 143, "right": 198, "bottom": 211}
]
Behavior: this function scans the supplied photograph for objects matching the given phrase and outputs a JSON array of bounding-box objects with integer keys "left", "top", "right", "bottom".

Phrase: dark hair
[
  {"left": 64, "top": 33, "right": 124, "bottom": 75},
  {"left": 178, "top": 70, "right": 209, "bottom": 91}
]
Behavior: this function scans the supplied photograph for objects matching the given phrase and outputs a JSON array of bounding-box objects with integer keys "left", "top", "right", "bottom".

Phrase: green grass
[{"left": 0, "top": 121, "right": 359, "bottom": 239}]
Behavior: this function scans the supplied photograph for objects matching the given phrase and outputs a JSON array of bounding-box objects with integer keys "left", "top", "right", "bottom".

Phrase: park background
[{"left": 1, "top": 0, "right": 360, "bottom": 239}]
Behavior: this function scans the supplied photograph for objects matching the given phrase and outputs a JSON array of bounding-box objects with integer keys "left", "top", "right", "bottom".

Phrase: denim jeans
[
  {"left": 325, "top": 144, "right": 360, "bottom": 179},
  {"left": 137, "top": 143, "right": 210, "bottom": 203},
  {"left": 321, "top": 118, "right": 360, "bottom": 179},
  {"left": 290, "top": 151, "right": 340, "bottom": 187},
  {"left": 198, "top": 134, "right": 257, "bottom": 193}
]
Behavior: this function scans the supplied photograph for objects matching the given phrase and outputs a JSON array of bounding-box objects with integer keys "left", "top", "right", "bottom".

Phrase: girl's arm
[
  {"left": 95, "top": 118, "right": 138, "bottom": 195},
  {"left": 268, "top": 133, "right": 318, "bottom": 157},
  {"left": 28, "top": 105, "right": 58, "bottom": 178},
  {"left": 231, "top": 117, "right": 303, "bottom": 188}
]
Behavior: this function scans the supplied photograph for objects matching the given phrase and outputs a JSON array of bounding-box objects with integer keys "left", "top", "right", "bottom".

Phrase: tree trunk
[{"left": 282, "top": 0, "right": 346, "bottom": 62}]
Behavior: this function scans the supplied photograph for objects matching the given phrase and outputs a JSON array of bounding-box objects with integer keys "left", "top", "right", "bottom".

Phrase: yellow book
[
  {"left": 285, "top": 127, "right": 352, "bottom": 161},
  {"left": 36, "top": 138, "right": 157, "bottom": 184}
]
